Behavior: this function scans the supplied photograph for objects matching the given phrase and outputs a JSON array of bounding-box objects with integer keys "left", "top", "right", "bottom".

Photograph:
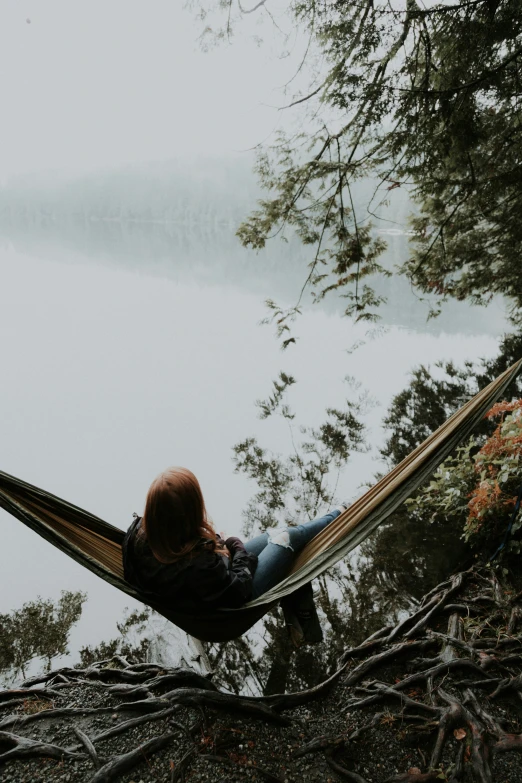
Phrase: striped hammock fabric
[{"left": 1, "top": 359, "right": 520, "bottom": 642}]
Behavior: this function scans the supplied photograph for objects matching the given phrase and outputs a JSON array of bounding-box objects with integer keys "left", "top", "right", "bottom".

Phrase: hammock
[{"left": 1, "top": 360, "right": 521, "bottom": 643}]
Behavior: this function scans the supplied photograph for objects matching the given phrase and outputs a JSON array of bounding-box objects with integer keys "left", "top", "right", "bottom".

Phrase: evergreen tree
[{"left": 198, "top": 0, "right": 522, "bottom": 324}]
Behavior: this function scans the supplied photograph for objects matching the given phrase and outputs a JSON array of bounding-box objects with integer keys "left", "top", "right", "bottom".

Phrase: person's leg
[
  {"left": 243, "top": 532, "right": 269, "bottom": 558},
  {"left": 250, "top": 507, "right": 344, "bottom": 599},
  {"left": 284, "top": 508, "right": 344, "bottom": 551},
  {"left": 281, "top": 581, "right": 323, "bottom": 644}
]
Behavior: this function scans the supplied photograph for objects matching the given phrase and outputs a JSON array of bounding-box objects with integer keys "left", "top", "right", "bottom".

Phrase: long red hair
[{"left": 142, "top": 467, "right": 223, "bottom": 563}]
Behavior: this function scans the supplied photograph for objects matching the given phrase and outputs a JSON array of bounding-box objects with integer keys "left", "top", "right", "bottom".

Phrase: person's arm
[
  {"left": 226, "top": 536, "right": 257, "bottom": 576},
  {"left": 221, "top": 536, "right": 258, "bottom": 604},
  {"left": 192, "top": 540, "right": 257, "bottom": 609}
]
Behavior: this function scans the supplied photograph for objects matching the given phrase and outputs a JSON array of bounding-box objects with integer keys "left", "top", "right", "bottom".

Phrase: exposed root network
[{"left": 2, "top": 565, "right": 522, "bottom": 781}]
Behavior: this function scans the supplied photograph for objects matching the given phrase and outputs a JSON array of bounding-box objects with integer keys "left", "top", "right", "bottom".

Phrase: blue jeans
[{"left": 244, "top": 509, "right": 341, "bottom": 599}]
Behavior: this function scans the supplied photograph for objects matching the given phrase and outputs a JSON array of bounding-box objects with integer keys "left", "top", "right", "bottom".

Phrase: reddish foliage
[{"left": 466, "top": 400, "right": 522, "bottom": 529}]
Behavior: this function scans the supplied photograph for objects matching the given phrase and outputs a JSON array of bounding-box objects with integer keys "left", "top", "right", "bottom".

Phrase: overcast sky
[{"left": 0, "top": 1, "right": 299, "bottom": 177}]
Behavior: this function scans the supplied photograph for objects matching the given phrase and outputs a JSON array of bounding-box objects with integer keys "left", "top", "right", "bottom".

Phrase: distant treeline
[
  {"left": 0, "top": 156, "right": 413, "bottom": 231},
  {"left": 0, "top": 158, "right": 261, "bottom": 228},
  {"left": 0, "top": 159, "right": 501, "bottom": 335}
]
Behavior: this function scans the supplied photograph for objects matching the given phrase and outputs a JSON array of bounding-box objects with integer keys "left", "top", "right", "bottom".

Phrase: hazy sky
[{"left": 0, "top": 1, "right": 296, "bottom": 176}]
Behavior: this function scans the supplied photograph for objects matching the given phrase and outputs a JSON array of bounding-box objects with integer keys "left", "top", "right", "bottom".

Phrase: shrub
[{"left": 407, "top": 400, "right": 522, "bottom": 557}]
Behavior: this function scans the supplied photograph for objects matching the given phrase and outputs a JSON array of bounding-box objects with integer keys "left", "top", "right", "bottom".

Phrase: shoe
[
  {"left": 280, "top": 583, "right": 324, "bottom": 645},
  {"left": 280, "top": 598, "right": 305, "bottom": 646},
  {"left": 288, "top": 621, "right": 306, "bottom": 648},
  {"left": 297, "top": 604, "right": 323, "bottom": 644}
]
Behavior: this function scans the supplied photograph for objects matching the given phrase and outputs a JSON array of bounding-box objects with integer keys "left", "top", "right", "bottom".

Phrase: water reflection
[{"left": 0, "top": 218, "right": 508, "bottom": 336}]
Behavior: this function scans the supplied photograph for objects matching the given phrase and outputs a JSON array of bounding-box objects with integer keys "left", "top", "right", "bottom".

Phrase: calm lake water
[{"left": 0, "top": 219, "right": 510, "bottom": 688}]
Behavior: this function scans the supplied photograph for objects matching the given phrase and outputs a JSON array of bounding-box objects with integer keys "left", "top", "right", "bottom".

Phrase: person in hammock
[{"left": 123, "top": 466, "right": 349, "bottom": 644}]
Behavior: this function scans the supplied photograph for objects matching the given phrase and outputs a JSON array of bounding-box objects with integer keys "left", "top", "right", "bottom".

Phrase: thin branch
[{"left": 238, "top": 0, "right": 268, "bottom": 13}]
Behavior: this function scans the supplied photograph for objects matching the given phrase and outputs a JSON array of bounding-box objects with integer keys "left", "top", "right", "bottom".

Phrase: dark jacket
[{"left": 122, "top": 517, "right": 258, "bottom": 614}]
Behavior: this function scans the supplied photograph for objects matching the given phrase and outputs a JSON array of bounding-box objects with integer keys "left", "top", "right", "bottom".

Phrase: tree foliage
[
  {"left": 0, "top": 591, "right": 86, "bottom": 681},
  {"left": 381, "top": 328, "right": 522, "bottom": 465},
  {"left": 197, "top": 0, "right": 522, "bottom": 325},
  {"left": 79, "top": 608, "right": 151, "bottom": 668},
  {"left": 233, "top": 372, "right": 369, "bottom": 535},
  {"left": 407, "top": 399, "right": 522, "bottom": 557}
]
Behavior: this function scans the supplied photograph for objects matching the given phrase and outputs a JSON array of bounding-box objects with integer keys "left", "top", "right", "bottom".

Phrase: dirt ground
[{"left": 2, "top": 565, "right": 522, "bottom": 783}]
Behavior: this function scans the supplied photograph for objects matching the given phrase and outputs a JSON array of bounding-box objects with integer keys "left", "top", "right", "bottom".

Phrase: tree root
[
  {"left": 0, "top": 684, "right": 289, "bottom": 734},
  {"left": 169, "top": 744, "right": 196, "bottom": 783},
  {"left": 0, "top": 705, "right": 117, "bottom": 731},
  {"left": 0, "top": 730, "right": 80, "bottom": 764},
  {"left": 332, "top": 567, "right": 522, "bottom": 781},
  {"left": 344, "top": 683, "right": 440, "bottom": 714},
  {"left": 89, "top": 731, "right": 176, "bottom": 783},
  {"left": 85, "top": 706, "right": 179, "bottom": 746},
  {"left": 343, "top": 640, "right": 437, "bottom": 688},
  {"left": 3, "top": 564, "right": 522, "bottom": 783},
  {"left": 386, "top": 571, "right": 468, "bottom": 644},
  {"left": 72, "top": 726, "right": 103, "bottom": 769},
  {"left": 324, "top": 747, "right": 369, "bottom": 783},
  {"left": 0, "top": 687, "right": 61, "bottom": 703},
  {"left": 122, "top": 687, "right": 291, "bottom": 724},
  {"left": 22, "top": 663, "right": 213, "bottom": 690},
  {"left": 292, "top": 733, "right": 346, "bottom": 758}
]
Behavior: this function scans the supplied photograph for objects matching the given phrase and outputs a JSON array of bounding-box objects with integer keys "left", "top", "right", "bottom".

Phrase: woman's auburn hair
[{"left": 142, "top": 466, "right": 224, "bottom": 564}]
